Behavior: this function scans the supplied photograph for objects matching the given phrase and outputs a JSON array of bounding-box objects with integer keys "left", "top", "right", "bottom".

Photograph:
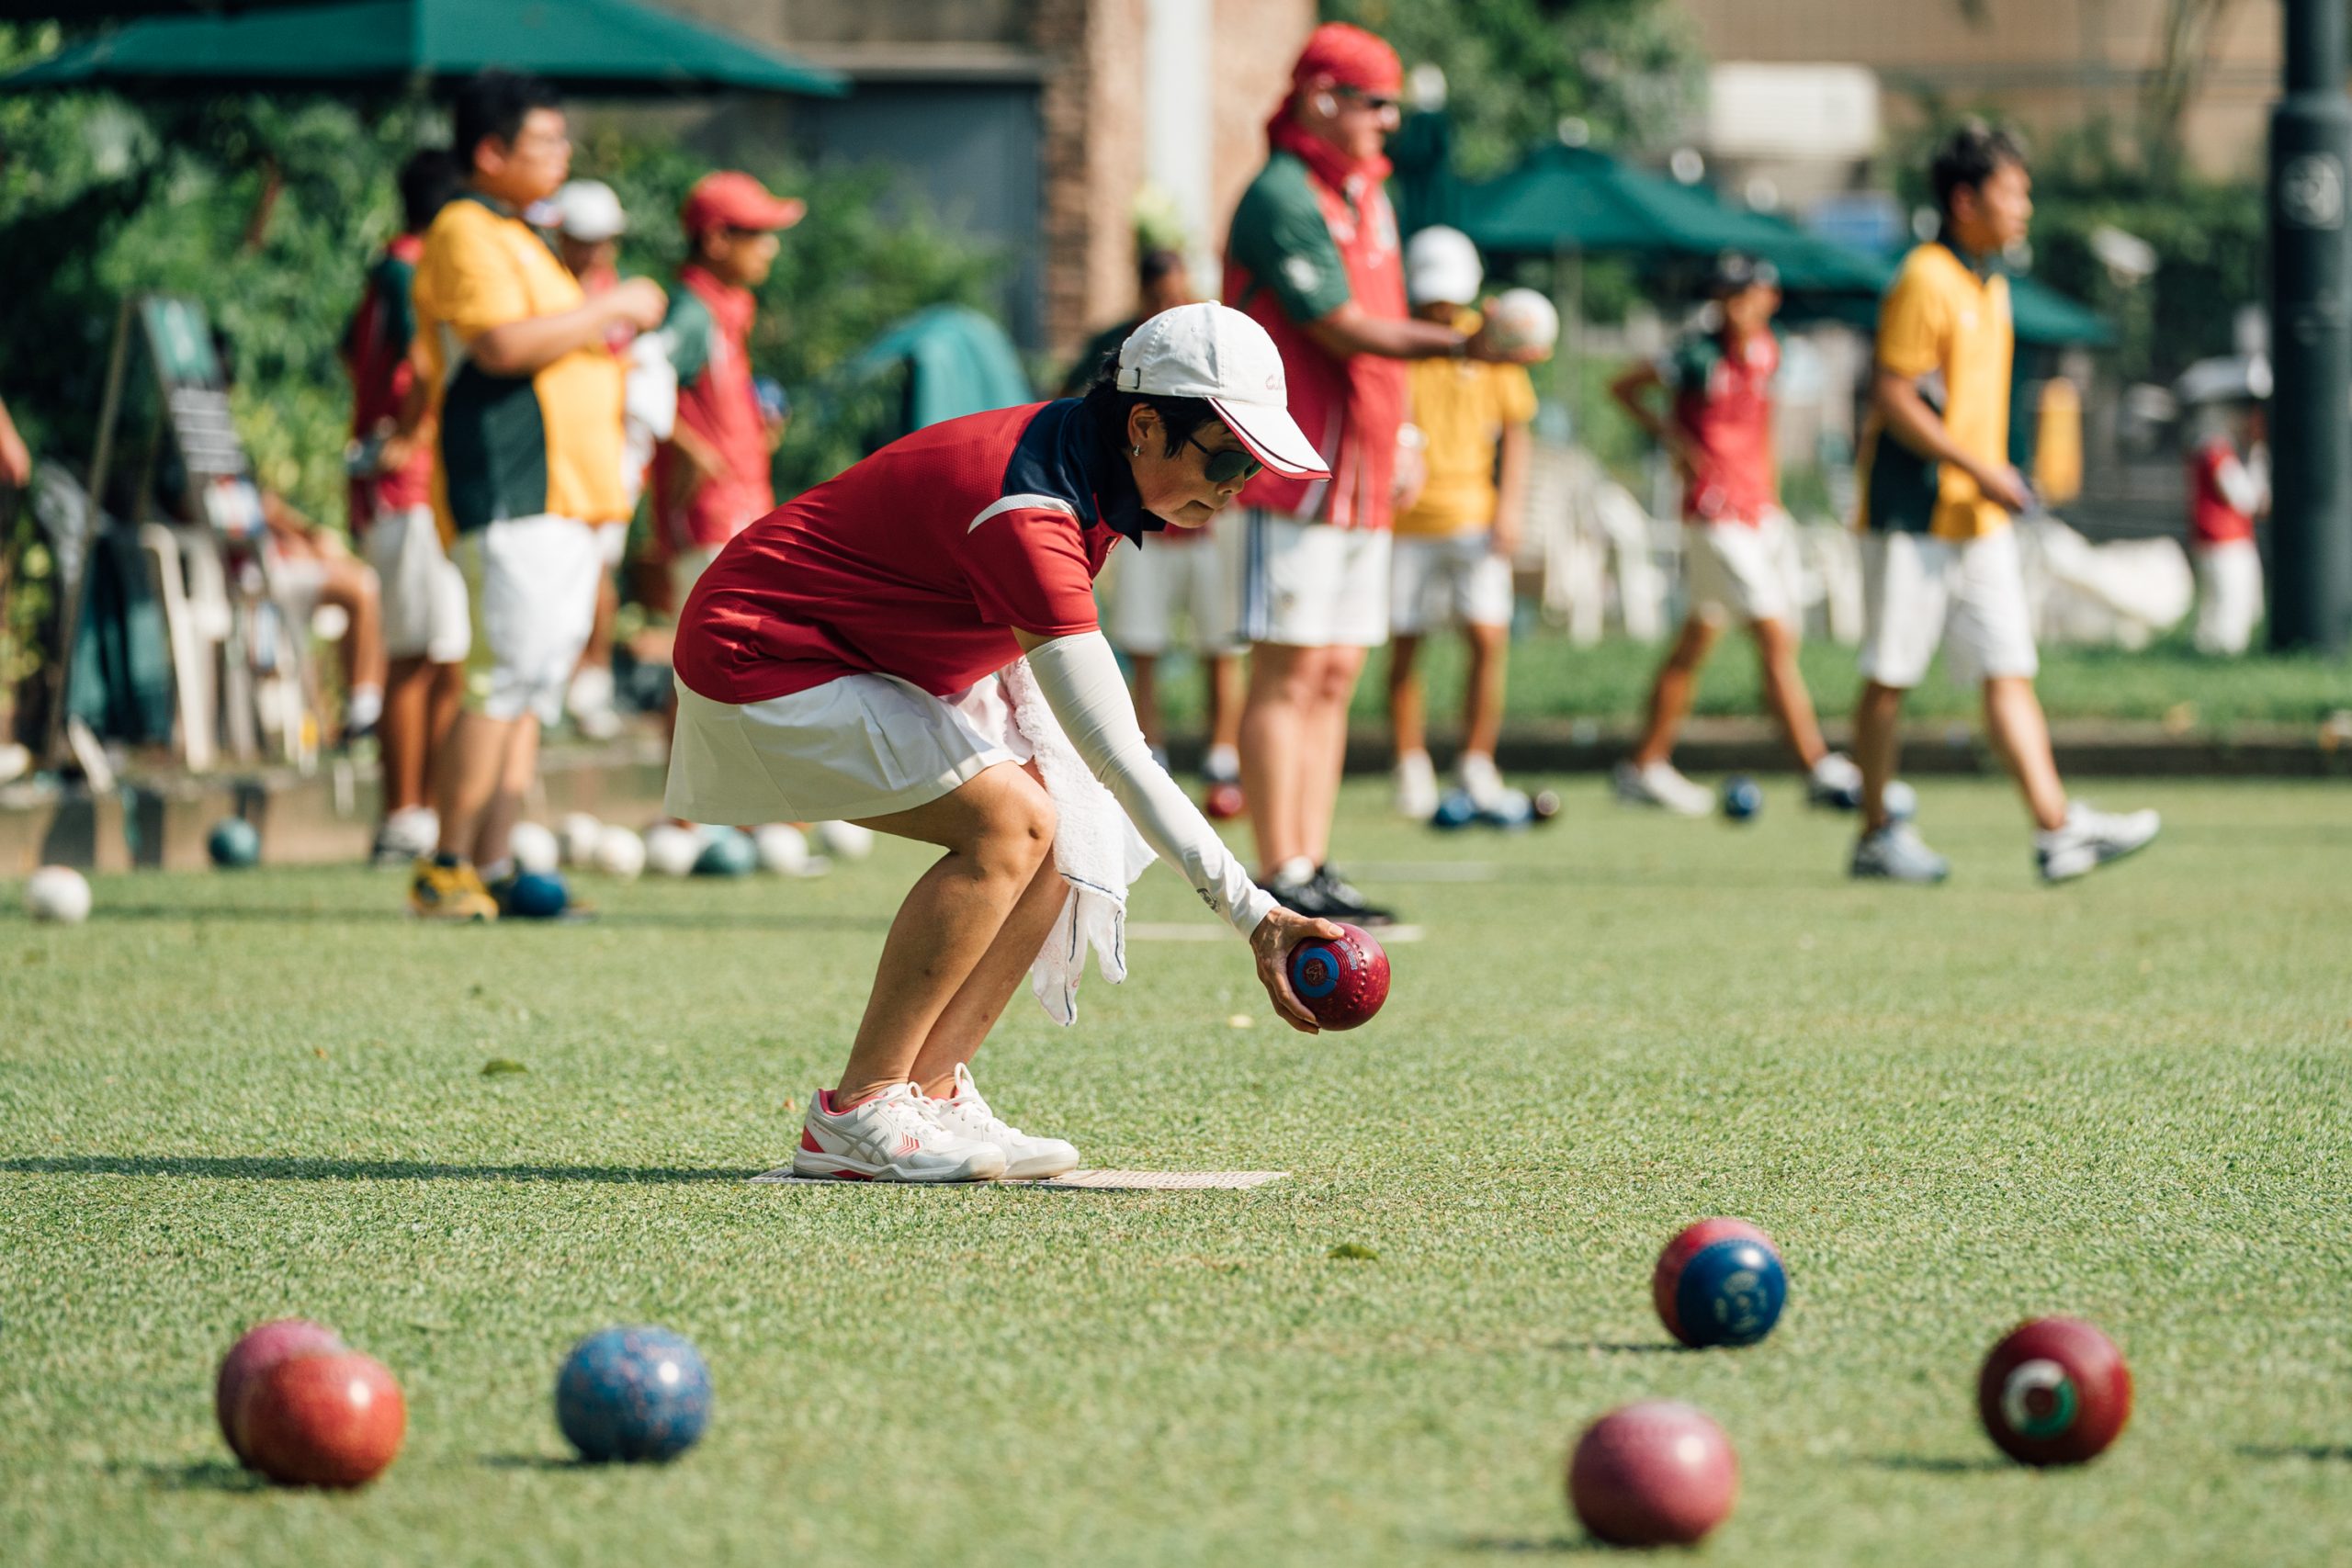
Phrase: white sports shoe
[
  {"left": 2036, "top": 803, "right": 2160, "bottom": 884},
  {"left": 1613, "top": 759, "right": 1713, "bottom": 817},
  {"left": 1393, "top": 751, "right": 1439, "bottom": 819},
  {"left": 925, "top": 1064, "right": 1080, "bottom": 1179},
  {"left": 791, "top": 1083, "right": 1007, "bottom": 1182},
  {"left": 1457, "top": 751, "right": 1510, "bottom": 813}
]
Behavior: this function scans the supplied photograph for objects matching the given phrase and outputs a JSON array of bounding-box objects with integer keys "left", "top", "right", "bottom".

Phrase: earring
[{"left": 1131, "top": 444, "right": 1143, "bottom": 457}]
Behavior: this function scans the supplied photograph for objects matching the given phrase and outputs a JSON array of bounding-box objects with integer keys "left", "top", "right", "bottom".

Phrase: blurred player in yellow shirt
[{"left": 1385, "top": 228, "right": 1535, "bottom": 818}]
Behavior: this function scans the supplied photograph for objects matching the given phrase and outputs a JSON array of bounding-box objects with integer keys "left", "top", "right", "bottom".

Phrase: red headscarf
[{"left": 1268, "top": 22, "right": 1403, "bottom": 192}]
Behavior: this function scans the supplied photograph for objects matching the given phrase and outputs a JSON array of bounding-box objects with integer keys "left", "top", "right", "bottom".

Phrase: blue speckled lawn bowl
[{"left": 555, "top": 1326, "right": 712, "bottom": 1462}]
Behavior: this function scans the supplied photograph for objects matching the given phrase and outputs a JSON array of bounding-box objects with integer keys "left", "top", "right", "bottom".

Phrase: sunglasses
[
  {"left": 1188, "top": 432, "right": 1264, "bottom": 484},
  {"left": 1337, "top": 88, "right": 1398, "bottom": 114}
]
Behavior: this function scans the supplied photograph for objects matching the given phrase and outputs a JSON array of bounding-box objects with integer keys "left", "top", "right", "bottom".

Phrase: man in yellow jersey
[
  {"left": 408, "top": 71, "right": 667, "bottom": 919},
  {"left": 1385, "top": 226, "right": 1535, "bottom": 819},
  {"left": 1850, "top": 123, "right": 2156, "bottom": 885}
]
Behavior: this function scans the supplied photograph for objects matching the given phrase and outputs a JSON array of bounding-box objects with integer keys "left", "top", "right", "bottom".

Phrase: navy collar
[
  {"left": 1936, "top": 231, "right": 2001, "bottom": 282},
  {"left": 1003, "top": 399, "right": 1165, "bottom": 544}
]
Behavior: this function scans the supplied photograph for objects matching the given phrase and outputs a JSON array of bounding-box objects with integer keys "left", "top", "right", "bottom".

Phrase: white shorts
[
  {"left": 453, "top": 514, "right": 603, "bottom": 724},
  {"left": 1858, "top": 527, "right": 2040, "bottom": 689},
  {"left": 2192, "top": 539, "right": 2262, "bottom": 655},
  {"left": 363, "top": 502, "right": 470, "bottom": 663},
  {"left": 1221, "top": 509, "right": 1392, "bottom": 649},
  {"left": 1683, "top": 518, "right": 1792, "bottom": 625},
  {"left": 597, "top": 519, "right": 628, "bottom": 570},
  {"left": 666, "top": 671, "right": 1029, "bottom": 826},
  {"left": 1390, "top": 530, "right": 1513, "bottom": 635},
  {"left": 1105, "top": 531, "right": 1239, "bottom": 657}
]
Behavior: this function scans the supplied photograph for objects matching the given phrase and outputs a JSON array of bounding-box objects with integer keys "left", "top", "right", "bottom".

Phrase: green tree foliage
[{"left": 1320, "top": 0, "right": 1704, "bottom": 178}]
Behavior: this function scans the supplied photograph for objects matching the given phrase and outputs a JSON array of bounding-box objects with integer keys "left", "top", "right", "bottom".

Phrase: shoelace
[{"left": 935, "top": 1090, "right": 1019, "bottom": 1142}]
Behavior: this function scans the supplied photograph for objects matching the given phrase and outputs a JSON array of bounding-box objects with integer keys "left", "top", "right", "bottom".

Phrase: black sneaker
[
  {"left": 1268, "top": 871, "right": 1344, "bottom": 919},
  {"left": 1311, "top": 863, "right": 1396, "bottom": 927}
]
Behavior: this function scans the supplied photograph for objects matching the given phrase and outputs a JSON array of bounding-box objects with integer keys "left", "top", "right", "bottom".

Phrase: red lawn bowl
[
  {"left": 237, "top": 1349, "right": 407, "bottom": 1488},
  {"left": 1203, "top": 781, "right": 1247, "bottom": 821},
  {"left": 1651, "top": 1217, "right": 1784, "bottom": 1348},
  {"left": 1566, "top": 1400, "right": 1738, "bottom": 1547},
  {"left": 215, "top": 1318, "right": 345, "bottom": 1466},
  {"left": 1285, "top": 922, "right": 1389, "bottom": 1030},
  {"left": 1978, "top": 1316, "right": 2132, "bottom": 1466}
]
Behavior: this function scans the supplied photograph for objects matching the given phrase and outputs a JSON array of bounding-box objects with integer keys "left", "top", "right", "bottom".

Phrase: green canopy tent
[{"left": 0, "top": 0, "right": 848, "bottom": 96}]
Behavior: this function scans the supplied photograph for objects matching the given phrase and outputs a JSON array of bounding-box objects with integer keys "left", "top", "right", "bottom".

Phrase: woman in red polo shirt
[{"left": 668, "top": 304, "right": 1340, "bottom": 1183}]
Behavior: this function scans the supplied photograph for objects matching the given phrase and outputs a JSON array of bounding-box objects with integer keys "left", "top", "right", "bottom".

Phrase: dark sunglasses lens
[{"left": 1205, "top": 448, "right": 1261, "bottom": 483}]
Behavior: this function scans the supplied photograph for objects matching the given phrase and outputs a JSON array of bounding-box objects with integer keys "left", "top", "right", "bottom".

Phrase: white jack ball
[{"left": 26, "top": 864, "right": 92, "bottom": 924}]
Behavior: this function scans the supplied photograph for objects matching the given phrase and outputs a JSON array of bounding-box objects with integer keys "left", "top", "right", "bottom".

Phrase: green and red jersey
[
  {"left": 1223, "top": 149, "right": 1408, "bottom": 530},
  {"left": 655, "top": 264, "right": 775, "bottom": 551}
]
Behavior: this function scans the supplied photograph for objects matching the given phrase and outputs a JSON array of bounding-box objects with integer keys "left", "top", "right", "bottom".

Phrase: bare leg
[
  {"left": 316, "top": 556, "right": 387, "bottom": 698},
  {"left": 579, "top": 574, "right": 616, "bottom": 678},
  {"left": 1750, "top": 616, "right": 1828, "bottom": 770},
  {"left": 907, "top": 849, "right": 1068, "bottom": 1096},
  {"left": 1205, "top": 653, "right": 1244, "bottom": 756},
  {"left": 469, "top": 713, "right": 540, "bottom": 868},
  {"left": 1631, "top": 617, "right": 1722, "bottom": 768},
  {"left": 1128, "top": 652, "right": 1164, "bottom": 750},
  {"left": 379, "top": 654, "right": 433, "bottom": 816},
  {"left": 1853, "top": 680, "right": 1907, "bottom": 830},
  {"left": 1462, "top": 621, "right": 1509, "bottom": 761},
  {"left": 434, "top": 711, "right": 514, "bottom": 859},
  {"left": 1982, "top": 674, "right": 2068, "bottom": 830},
  {"left": 832, "top": 763, "right": 1057, "bottom": 1104},
  {"left": 1386, "top": 634, "right": 1427, "bottom": 762},
  {"left": 1239, "top": 642, "right": 1317, "bottom": 877},
  {"left": 1301, "top": 644, "right": 1364, "bottom": 867},
  {"left": 425, "top": 660, "right": 464, "bottom": 753}
]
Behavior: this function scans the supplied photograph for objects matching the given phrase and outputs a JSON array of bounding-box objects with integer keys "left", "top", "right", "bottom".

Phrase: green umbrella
[
  {"left": 0, "top": 0, "right": 847, "bottom": 96},
  {"left": 1459, "top": 143, "right": 1825, "bottom": 261}
]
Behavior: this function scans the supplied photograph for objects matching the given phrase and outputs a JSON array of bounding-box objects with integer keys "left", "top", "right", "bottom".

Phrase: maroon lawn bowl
[
  {"left": 215, "top": 1318, "right": 345, "bottom": 1466},
  {"left": 1566, "top": 1400, "right": 1739, "bottom": 1547},
  {"left": 1978, "top": 1315, "right": 2132, "bottom": 1466},
  {"left": 237, "top": 1348, "right": 407, "bottom": 1488},
  {"left": 1284, "top": 921, "right": 1389, "bottom": 1030}
]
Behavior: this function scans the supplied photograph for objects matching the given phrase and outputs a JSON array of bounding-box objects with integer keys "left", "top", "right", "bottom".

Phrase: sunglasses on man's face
[
  {"left": 1187, "top": 432, "right": 1264, "bottom": 485},
  {"left": 1337, "top": 88, "right": 1398, "bottom": 115}
]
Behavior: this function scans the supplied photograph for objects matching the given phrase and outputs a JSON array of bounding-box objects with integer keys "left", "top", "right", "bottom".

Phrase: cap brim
[
  {"left": 1207, "top": 396, "right": 1329, "bottom": 479},
  {"left": 741, "top": 196, "right": 807, "bottom": 231}
]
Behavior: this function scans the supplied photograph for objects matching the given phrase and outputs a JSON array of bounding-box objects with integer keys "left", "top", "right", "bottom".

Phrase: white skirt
[{"left": 665, "top": 671, "right": 1029, "bottom": 826}]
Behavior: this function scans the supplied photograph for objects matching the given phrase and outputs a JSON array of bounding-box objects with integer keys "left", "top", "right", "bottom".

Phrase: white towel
[{"left": 1001, "top": 657, "right": 1156, "bottom": 1025}]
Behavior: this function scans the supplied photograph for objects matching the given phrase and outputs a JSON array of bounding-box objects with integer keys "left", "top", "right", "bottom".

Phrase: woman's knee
[{"left": 970, "top": 780, "right": 1056, "bottom": 874}]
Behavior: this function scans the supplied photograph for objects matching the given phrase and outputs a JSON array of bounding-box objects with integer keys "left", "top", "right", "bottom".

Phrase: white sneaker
[
  {"left": 1806, "top": 751, "right": 1864, "bottom": 811},
  {"left": 1457, "top": 752, "right": 1510, "bottom": 813},
  {"left": 2036, "top": 803, "right": 2160, "bottom": 884},
  {"left": 924, "top": 1064, "right": 1079, "bottom": 1179},
  {"left": 567, "top": 666, "right": 624, "bottom": 741},
  {"left": 791, "top": 1083, "right": 1007, "bottom": 1182},
  {"left": 1613, "top": 760, "right": 1713, "bottom": 817},
  {"left": 1393, "top": 751, "right": 1439, "bottom": 819}
]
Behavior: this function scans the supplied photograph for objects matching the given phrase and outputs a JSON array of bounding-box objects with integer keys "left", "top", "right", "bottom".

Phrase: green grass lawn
[
  {"left": 1145, "top": 630, "right": 2352, "bottom": 734},
  {"left": 5, "top": 779, "right": 2349, "bottom": 1566}
]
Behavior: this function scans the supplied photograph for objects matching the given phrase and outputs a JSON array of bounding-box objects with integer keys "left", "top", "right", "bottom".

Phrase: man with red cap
[
  {"left": 654, "top": 171, "right": 806, "bottom": 605},
  {"left": 1222, "top": 21, "right": 1525, "bottom": 923}
]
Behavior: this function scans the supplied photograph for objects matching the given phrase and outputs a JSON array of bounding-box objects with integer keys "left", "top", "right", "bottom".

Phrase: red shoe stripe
[
  {"left": 801, "top": 1127, "right": 822, "bottom": 1153},
  {"left": 828, "top": 1168, "right": 872, "bottom": 1181}
]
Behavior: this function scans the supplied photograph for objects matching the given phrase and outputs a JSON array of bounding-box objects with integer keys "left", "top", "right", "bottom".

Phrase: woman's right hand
[{"left": 1250, "top": 906, "right": 1346, "bottom": 1033}]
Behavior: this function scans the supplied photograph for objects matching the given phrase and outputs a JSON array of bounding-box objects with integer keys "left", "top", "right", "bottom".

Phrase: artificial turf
[{"left": 4, "top": 778, "right": 2348, "bottom": 1565}]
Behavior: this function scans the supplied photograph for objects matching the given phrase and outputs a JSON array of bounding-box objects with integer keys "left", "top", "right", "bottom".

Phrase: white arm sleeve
[
  {"left": 2214, "top": 456, "right": 2264, "bottom": 518},
  {"left": 1025, "top": 631, "right": 1277, "bottom": 938}
]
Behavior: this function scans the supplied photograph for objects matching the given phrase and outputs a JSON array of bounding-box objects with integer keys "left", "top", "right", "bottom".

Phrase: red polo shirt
[
  {"left": 1224, "top": 149, "right": 1409, "bottom": 530},
  {"left": 674, "top": 400, "right": 1138, "bottom": 705},
  {"left": 1668, "top": 326, "right": 1780, "bottom": 525},
  {"left": 656, "top": 265, "right": 775, "bottom": 552},
  {"left": 344, "top": 232, "right": 435, "bottom": 522}
]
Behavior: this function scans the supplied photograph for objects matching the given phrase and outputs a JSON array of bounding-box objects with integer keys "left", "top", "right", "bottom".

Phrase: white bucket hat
[
  {"left": 548, "top": 180, "right": 628, "bottom": 243},
  {"left": 1406, "top": 225, "right": 1483, "bottom": 307},
  {"left": 1114, "top": 303, "right": 1329, "bottom": 479}
]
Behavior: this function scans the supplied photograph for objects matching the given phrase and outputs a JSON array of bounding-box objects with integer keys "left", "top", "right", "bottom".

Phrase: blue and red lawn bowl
[
  {"left": 1652, "top": 1219, "right": 1787, "bottom": 1348},
  {"left": 1285, "top": 922, "right": 1390, "bottom": 1031},
  {"left": 556, "top": 1326, "right": 712, "bottom": 1463},
  {"left": 1566, "top": 1400, "right": 1738, "bottom": 1547},
  {"left": 1977, "top": 1315, "right": 2132, "bottom": 1466}
]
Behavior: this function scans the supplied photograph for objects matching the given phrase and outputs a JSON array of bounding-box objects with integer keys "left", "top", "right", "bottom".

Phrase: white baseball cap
[
  {"left": 1406, "top": 225, "right": 1482, "bottom": 307},
  {"left": 548, "top": 180, "right": 628, "bottom": 243},
  {"left": 1114, "top": 302, "right": 1329, "bottom": 479}
]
